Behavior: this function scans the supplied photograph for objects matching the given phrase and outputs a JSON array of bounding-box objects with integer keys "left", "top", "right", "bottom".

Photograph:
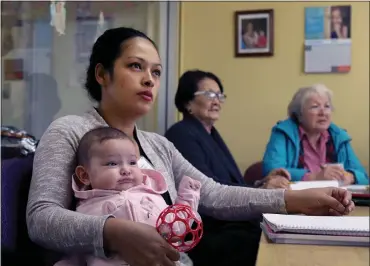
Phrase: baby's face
[{"left": 86, "top": 138, "right": 143, "bottom": 191}]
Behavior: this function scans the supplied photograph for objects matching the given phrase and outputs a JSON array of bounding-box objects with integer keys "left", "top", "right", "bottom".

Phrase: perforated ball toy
[{"left": 156, "top": 204, "right": 203, "bottom": 252}]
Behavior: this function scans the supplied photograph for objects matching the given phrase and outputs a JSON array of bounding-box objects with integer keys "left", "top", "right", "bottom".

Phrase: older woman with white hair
[{"left": 262, "top": 84, "right": 368, "bottom": 186}]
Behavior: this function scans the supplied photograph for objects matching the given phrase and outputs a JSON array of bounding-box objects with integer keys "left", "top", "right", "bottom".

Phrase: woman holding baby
[
  {"left": 27, "top": 28, "right": 355, "bottom": 266},
  {"left": 262, "top": 84, "right": 368, "bottom": 189}
]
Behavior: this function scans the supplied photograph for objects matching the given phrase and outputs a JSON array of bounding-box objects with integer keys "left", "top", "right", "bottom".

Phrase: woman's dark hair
[
  {"left": 84, "top": 27, "right": 157, "bottom": 102},
  {"left": 175, "top": 70, "right": 224, "bottom": 114}
]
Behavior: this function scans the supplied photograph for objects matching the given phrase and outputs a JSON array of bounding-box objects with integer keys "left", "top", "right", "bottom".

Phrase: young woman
[{"left": 26, "top": 27, "right": 354, "bottom": 266}]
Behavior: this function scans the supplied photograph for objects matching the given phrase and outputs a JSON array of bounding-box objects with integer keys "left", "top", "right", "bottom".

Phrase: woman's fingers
[
  {"left": 164, "top": 243, "right": 180, "bottom": 262},
  {"left": 161, "top": 256, "right": 177, "bottom": 266},
  {"left": 269, "top": 168, "right": 291, "bottom": 180}
]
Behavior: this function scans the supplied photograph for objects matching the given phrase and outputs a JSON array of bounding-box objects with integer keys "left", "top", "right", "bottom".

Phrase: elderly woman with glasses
[
  {"left": 263, "top": 84, "right": 368, "bottom": 187},
  {"left": 165, "top": 69, "right": 289, "bottom": 266},
  {"left": 166, "top": 70, "right": 287, "bottom": 188}
]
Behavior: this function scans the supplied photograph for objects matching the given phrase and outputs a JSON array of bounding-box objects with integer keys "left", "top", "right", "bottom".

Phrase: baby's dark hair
[{"left": 76, "top": 127, "right": 135, "bottom": 166}]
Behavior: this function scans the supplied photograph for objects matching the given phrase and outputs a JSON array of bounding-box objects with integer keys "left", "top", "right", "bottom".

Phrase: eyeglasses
[
  {"left": 307, "top": 105, "right": 332, "bottom": 114},
  {"left": 194, "top": 91, "right": 227, "bottom": 102}
]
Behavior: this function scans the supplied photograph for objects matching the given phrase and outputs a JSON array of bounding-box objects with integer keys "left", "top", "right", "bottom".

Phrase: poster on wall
[
  {"left": 75, "top": 16, "right": 112, "bottom": 63},
  {"left": 304, "top": 6, "right": 351, "bottom": 73},
  {"left": 70, "top": 16, "right": 112, "bottom": 88},
  {"left": 50, "top": 1, "right": 66, "bottom": 35},
  {"left": 76, "top": 1, "right": 91, "bottom": 18}
]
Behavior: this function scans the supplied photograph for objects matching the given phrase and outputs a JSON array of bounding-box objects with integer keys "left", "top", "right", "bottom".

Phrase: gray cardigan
[{"left": 26, "top": 109, "right": 286, "bottom": 258}]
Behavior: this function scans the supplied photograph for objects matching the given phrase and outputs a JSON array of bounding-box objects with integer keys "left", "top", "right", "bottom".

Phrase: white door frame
[{"left": 156, "top": 1, "right": 179, "bottom": 135}]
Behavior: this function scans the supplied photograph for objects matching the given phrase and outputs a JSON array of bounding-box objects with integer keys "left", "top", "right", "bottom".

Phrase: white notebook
[
  {"left": 290, "top": 180, "right": 339, "bottom": 190},
  {"left": 343, "top": 185, "right": 370, "bottom": 194},
  {"left": 261, "top": 222, "right": 370, "bottom": 247},
  {"left": 262, "top": 214, "right": 370, "bottom": 237}
]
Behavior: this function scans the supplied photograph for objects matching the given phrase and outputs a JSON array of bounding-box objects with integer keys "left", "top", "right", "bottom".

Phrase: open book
[{"left": 262, "top": 214, "right": 370, "bottom": 237}]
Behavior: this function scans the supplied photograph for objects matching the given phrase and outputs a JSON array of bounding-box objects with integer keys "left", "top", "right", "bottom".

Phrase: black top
[
  {"left": 133, "top": 130, "right": 173, "bottom": 205},
  {"left": 165, "top": 115, "right": 248, "bottom": 187}
]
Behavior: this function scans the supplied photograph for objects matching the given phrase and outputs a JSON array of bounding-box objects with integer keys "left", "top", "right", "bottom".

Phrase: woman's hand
[
  {"left": 341, "top": 171, "right": 355, "bottom": 186},
  {"left": 312, "top": 165, "right": 344, "bottom": 181},
  {"left": 268, "top": 168, "right": 291, "bottom": 179},
  {"left": 263, "top": 177, "right": 290, "bottom": 189},
  {"left": 103, "top": 218, "right": 180, "bottom": 266},
  {"left": 263, "top": 168, "right": 291, "bottom": 189},
  {"left": 284, "top": 187, "right": 355, "bottom": 216}
]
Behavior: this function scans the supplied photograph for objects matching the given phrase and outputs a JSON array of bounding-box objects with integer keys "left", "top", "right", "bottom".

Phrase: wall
[{"left": 180, "top": 2, "right": 369, "bottom": 173}]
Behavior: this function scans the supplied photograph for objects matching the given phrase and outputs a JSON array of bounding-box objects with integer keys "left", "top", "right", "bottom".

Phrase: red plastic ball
[{"left": 156, "top": 204, "right": 203, "bottom": 252}]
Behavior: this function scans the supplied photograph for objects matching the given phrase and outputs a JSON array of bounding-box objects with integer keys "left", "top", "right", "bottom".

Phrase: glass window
[{"left": 1, "top": 1, "right": 174, "bottom": 139}]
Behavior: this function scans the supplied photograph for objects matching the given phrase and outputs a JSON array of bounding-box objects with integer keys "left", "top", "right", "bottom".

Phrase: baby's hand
[
  {"left": 189, "top": 180, "right": 201, "bottom": 190},
  {"left": 179, "top": 176, "right": 201, "bottom": 192},
  {"left": 176, "top": 176, "right": 201, "bottom": 211}
]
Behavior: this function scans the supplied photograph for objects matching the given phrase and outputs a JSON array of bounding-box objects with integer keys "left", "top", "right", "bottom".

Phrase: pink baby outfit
[{"left": 55, "top": 169, "right": 201, "bottom": 266}]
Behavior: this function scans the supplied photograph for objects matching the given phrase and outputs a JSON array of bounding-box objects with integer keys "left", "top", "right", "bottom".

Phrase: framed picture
[{"left": 234, "top": 9, "right": 274, "bottom": 57}]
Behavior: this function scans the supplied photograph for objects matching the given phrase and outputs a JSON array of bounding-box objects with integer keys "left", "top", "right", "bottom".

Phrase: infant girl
[{"left": 55, "top": 127, "right": 201, "bottom": 266}]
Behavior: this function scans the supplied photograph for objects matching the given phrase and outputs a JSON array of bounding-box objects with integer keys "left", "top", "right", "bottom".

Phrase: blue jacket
[{"left": 262, "top": 118, "right": 369, "bottom": 184}]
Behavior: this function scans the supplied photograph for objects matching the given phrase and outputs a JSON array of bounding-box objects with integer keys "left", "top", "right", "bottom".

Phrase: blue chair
[{"left": 1, "top": 154, "right": 49, "bottom": 264}]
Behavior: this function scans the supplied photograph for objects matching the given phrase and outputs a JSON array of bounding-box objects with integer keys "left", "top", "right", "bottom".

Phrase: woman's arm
[
  {"left": 262, "top": 129, "right": 307, "bottom": 181},
  {"left": 26, "top": 118, "right": 110, "bottom": 258},
  {"left": 343, "top": 142, "right": 369, "bottom": 185},
  {"left": 165, "top": 140, "right": 287, "bottom": 220}
]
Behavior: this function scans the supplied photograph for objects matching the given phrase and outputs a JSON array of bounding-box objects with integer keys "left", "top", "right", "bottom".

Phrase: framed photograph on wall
[{"left": 234, "top": 9, "right": 274, "bottom": 57}]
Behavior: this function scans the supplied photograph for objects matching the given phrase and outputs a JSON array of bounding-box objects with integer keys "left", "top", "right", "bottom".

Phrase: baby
[{"left": 55, "top": 127, "right": 201, "bottom": 266}]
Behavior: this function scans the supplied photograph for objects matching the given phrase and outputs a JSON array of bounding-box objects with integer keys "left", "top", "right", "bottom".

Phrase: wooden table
[{"left": 256, "top": 207, "right": 370, "bottom": 266}]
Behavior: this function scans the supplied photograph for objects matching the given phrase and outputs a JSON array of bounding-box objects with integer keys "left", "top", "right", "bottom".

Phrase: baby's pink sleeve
[{"left": 175, "top": 176, "right": 201, "bottom": 211}]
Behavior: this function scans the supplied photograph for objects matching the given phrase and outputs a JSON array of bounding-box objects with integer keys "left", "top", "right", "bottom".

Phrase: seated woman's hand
[
  {"left": 341, "top": 171, "right": 355, "bottom": 186},
  {"left": 104, "top": 218, "right": 180, "bottom": 266},
  {"left": 310, "top": 165, "right": 344, "bottom": 181},
  {"left": 263, "top": 176, "right": 290, "bottom": 189},
  {"left": 284, "top": 187, "right": 355, "bottom": 216},
  {"left": 268, "top": 168, "right": 291, "bottom": 179},
  {"left": 263, "top": 168, "right": 291, "bottom": 189}
]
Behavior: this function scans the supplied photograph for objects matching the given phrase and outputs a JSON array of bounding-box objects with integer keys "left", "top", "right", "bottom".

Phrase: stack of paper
[
  {"left": 289, "top": 181, "right": 370, "bottom": 204},
  {"left": 261, "top": 214, "right": 370, "bottom": 247},
  {"left": 343, "top": 185, "right": 370, "bottom": 195},
  {"left": 289, "top": 180, "right": 339, "bottom": 190}
]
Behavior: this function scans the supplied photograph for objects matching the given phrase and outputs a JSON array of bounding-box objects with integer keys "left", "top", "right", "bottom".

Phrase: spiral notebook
[
  {"left": 261, "top": 221, "right": 370, "bottom": 247},
  {"left": 262, "top": 214, "right": 370, "bottom": 237}
]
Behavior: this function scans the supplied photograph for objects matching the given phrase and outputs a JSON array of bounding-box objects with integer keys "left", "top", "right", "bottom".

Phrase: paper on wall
[
  {"left": 50, "top": 1, "right": 66, "bottom": 35},
  {"left": 94, "top": 11, "right": 106, "bottom": 42}
]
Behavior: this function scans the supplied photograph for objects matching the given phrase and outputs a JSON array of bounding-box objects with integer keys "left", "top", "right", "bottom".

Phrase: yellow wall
[{"left": 179, "top": 2, "right": 369, "bottom": 173}]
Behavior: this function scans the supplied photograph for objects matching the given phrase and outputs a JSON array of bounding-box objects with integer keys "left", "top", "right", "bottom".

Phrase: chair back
[
  {"left": 243, "top": 161, "right": 264, "bottom": 185},
  {"left": 1, "top": 154, "right": 45, "bottom": 263}
]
